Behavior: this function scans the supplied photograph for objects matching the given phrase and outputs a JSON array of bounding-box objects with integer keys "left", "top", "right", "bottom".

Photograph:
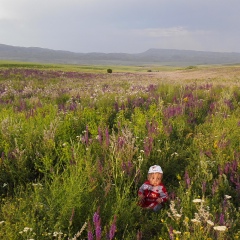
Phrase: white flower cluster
[{"left": 167, "top": 200, "right": 182, "bottom": 221}]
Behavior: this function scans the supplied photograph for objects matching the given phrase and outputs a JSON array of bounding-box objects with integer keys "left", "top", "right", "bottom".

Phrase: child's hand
[
  {"left": 138, "top": 194, "right": 145, "bottom": 204},
  {"left": 156, "top": 198, "right": 163, "bottom": 204}
]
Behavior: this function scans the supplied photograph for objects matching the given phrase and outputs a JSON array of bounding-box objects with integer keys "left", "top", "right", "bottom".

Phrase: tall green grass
[{"left": 0, "top": 65, "right": 239, "bottom": 239}]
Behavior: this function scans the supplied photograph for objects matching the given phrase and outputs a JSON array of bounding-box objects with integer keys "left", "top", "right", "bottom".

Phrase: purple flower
[
  {"left": 93, "top": 209, "right": 101, "bottom": 240},
  {"left": 184, "top": 171, "right": 191, "bottom": 189},
  {"left": 143, "top": 137, "right": 153, "bottom": 156},
  {"left": 224, "top": 99, "right": 233, "bottom": 110},
  {"left": 168, "top": 225, "right": 174, "bottom": 240},
  {"left": 231, "top": 159, "right": 238, "bottom": 172},
  {"left": 163, "top": 105, "right": 183, "bottom": 119},
  {"left": 212, "top": 179, "right": 219, "bottom": 195},
  {"left": 96, "top": 224, "right": 101, "bottom": 240},
  {"left": 88, "top": 222, "right": 93, "bottom": 240},
  {"left": 117, "top": 136, "right": 125, "bottom": 149},
  {"left": 108, "top": 215, "right": 117, "bottom": 240},
  {"left": 93, "top": 211, "right": 100, "bottom": 226},
  {"left": 105, "top": 128, "right": 110, "bottom": 147},
  {"left": 88, "top": 230, "right": 94, "bottom": 240},
  {"left": 223, "top": 163, "right": 230, "bottom": 174},
  {"left": 219, "top": 212, "right": 225, "bottom": 225},
  {"left": 98, "top": 127, "right": 103, "bottom": 144},
  {"left": 146, "top": 120, "right": 158, "bottom": 136}
]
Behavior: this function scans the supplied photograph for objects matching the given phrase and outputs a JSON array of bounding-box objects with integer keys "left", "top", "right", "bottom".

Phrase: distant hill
[{"left": 1, "top": 43, "right": 240, "bottom": 66}]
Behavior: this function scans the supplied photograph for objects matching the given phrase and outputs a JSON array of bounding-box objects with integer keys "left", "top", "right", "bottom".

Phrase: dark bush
[{"left": 107, "top": 69, "right": 112, "bottom": 73}]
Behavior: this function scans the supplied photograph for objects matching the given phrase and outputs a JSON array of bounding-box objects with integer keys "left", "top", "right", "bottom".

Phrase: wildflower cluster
[{"left": 0, "top": 65, "right": 240, "bottom": 239}]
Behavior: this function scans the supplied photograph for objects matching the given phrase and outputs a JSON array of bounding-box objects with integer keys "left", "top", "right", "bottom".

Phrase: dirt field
[{"left": 146, "top": 65, "right": 240, "bottom": 86}]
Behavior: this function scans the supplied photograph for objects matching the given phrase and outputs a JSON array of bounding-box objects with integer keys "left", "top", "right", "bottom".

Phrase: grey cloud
[{"left": 1, "top": 0, "right": 240, "bottom": 53}]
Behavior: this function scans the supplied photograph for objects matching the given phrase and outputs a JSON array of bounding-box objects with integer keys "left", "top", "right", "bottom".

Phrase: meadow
[{"left": 0, "top": 61, "right": 239, "bottom": 240}]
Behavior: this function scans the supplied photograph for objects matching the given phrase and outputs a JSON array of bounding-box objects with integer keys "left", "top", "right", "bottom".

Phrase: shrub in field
[{"left": 107, "top": 69, "right": 112, "bottom": 73}]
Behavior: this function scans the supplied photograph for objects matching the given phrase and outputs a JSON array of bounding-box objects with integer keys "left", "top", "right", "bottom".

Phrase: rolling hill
[{"left": 1, "top": 43, "right": 240, "bottom": 66}]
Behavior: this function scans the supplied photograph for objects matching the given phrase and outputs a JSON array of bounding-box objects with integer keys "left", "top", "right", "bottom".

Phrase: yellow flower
[
  {"left": 176, "top": 174, "right": 181, "bottom": 180},
  {"left": 183, "top": 232, "right": 190, "bottom": 238},
  {"left": 213, "top": 141, "right": 218, "bottom": 149},
  {"left": 183, "top": 97, "right": 188, "bottom": 102}
]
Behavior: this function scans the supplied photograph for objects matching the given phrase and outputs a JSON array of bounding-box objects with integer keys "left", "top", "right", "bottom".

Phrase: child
[{"left": 138, "top": 165, "right": 168, "bottom": 212}]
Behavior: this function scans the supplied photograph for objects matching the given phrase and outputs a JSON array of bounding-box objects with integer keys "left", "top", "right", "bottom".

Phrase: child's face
[{"left": 148, "top": 173, "right": 162, "bottom": 186}]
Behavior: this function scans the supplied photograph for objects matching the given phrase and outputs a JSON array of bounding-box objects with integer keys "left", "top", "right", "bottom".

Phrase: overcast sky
[{"left": 0, "top": 0, "right": 240, "bottom": 53}]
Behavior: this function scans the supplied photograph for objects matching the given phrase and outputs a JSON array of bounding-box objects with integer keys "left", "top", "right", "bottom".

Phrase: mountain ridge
[{"left": 1, "top": 43, "right": 240, "bottom": 66}]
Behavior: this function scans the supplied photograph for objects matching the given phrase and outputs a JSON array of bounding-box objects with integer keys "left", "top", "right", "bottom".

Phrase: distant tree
[{"left": 107, "top": 69, "right": 112, "bottom": 73}]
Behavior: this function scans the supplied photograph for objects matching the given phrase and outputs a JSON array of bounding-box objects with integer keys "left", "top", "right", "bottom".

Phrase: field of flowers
[{"left": 0, "top": 62, "right": 239, "bottom": 240}]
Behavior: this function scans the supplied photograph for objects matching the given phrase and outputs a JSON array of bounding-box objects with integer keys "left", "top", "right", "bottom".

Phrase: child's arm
[
  {"left": 158, "top": 185, "right": 169, "bottom": 203},
  {"left": 138, "top": 193, "right": 145, "bottom": 204},
  {"left": 138, "top": 183, "right": 147, "bottom": 204}
]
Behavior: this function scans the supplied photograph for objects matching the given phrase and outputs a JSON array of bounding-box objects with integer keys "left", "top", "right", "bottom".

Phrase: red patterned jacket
[{"left": 138, "top": 180, "right": 168, "bottom": 209}]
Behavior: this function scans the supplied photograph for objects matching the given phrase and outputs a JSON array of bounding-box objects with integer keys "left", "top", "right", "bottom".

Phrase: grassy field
[
  {"left": 0, "top": 61, "right": 239, "bottom": 239},
  {"left": 0, "top": 60, "right": 180, "bottom": 72}
]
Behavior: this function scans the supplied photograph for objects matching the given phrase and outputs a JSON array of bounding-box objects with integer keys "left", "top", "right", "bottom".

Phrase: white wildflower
[
  {"left": 192, "top": 199, "right": 204, "bottom": 203},
  {"left": 207, "top": 220, "right": 214, "bottom": 226},
  {"left": 213, "top": 226, "right": 227, "bottom": 231},
  {"left": 23, "top": 227, "right": 32, "bottom": 232},
  {"left": 168, "top": 201, "right": 182, "bottom": 220},
  {"left": 173, "top": 230, "right": 181, "bottom": 234},
  {"left": 72, "top": 222, "right": 87, "bottom": 240},
  {"left": 224, "top": 195, "right": 232, "bottom": 199},
  {"left": 0, "top": 221, "right": 5, "bottom": 225},
  {"left": 191, "top": 219, "right": 201, "bottom": 223}
]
